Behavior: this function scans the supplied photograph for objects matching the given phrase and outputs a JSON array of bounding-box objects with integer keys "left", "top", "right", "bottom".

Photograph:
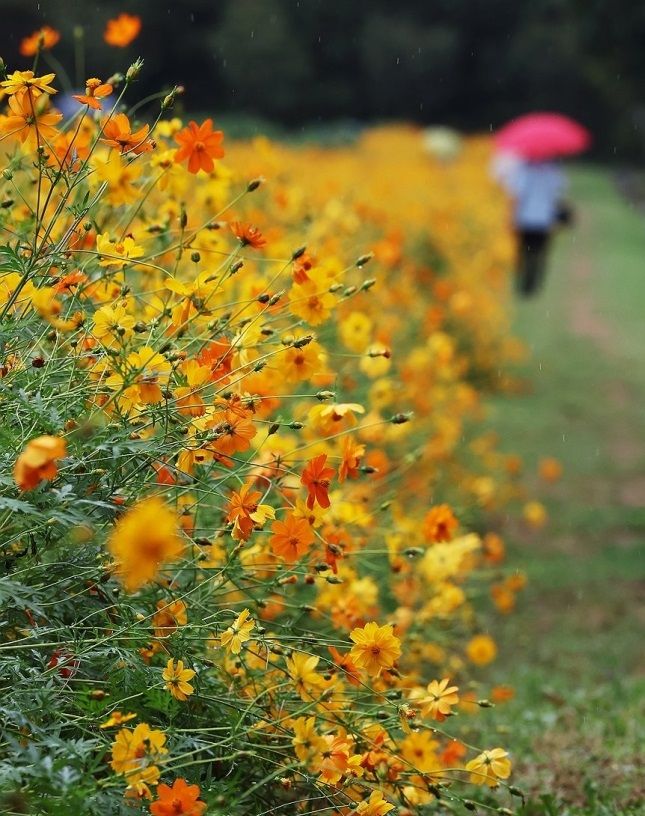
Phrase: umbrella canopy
[{"left": 495, "top": 113, "right": 591, "bottom": 160}]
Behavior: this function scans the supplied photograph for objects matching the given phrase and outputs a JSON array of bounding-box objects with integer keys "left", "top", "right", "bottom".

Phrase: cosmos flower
[
  {"left": 349, "top": 622, "right": 401, "bottom": 676},
  {"left": 14, "top": 435, "right": 66, "bottom": 491},
  {"left": 150, "top": 778, "right": 206, "bottom": 816},
  {"left": 174, "top": 119, "right": 225, "bottom": 174},
  {"left": 465, "top": 747, "right": 512, "bottom": 787},
  {"left": 162, "top": 659, "right": 196, "bottom": 701},
  {"left": 107, "top": 496, "right": 184, "bottom": 592},
  {"left": 104, "top": 13, "right": 142, "bottom": 47}
]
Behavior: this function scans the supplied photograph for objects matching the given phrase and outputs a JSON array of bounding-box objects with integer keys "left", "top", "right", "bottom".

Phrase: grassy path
[{"left": 482, "top": 168, "right": 645, "bottom": 815}]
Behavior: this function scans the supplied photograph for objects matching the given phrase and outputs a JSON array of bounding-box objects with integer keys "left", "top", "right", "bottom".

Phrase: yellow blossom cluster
[{"left": 0, "top": 53, "right": 533, "bottom": 814}]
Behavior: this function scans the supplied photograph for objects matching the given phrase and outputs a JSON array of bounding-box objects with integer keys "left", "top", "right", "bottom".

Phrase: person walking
[
  {"left": 506, "top": 159, "right": 567, "bottom": 296},
  {"left": 493, "top": 112, "right": 591, "bottom": 297}
]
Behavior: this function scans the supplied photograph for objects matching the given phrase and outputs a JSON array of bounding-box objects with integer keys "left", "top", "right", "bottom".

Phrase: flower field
[{"left": 0, "top": 34, "right": 540, "bottom": 816}]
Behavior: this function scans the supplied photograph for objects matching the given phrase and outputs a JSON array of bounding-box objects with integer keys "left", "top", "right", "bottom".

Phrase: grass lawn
[{"left": 475, "top": 167, "right": 645, "bottom": 815}]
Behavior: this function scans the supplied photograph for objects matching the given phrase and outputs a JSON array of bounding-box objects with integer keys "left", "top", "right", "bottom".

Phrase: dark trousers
[{"left": 516, "top": 229, "right": 550, "bottom": 297}]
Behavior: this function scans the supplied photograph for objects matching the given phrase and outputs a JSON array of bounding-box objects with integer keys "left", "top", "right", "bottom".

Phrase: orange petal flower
[
  {"left": 73, "top": 78, "right": 113, "bottom": 111},
  {"left": 301, "top": 453, "right": 335, "bottom": 510},
  {"left": 150, "top": 778, "right": 206, "bottom": 816},
  {"left": 20, "top": 26, "right": 60, "bottom": 57},
  {"left": 101, "top": 112, "right": 154, "bottom": 155},
  {"left": 14, "top": 435, "right": 67, "bottom": 491},
  {"left": 422, "top": 503, "right": 458, "bottom": 543},
  {"left": 174, "top": 119, "right": 225, "bottom": 174},
  {"left": 104, "top": 13, "right": 141, "bottom": 47},
  {"left": 230, "top": 221, "right": 266, "bottom": 248},
  {"left": 270, "top": 513, "right": 315, "bottom": 562}
]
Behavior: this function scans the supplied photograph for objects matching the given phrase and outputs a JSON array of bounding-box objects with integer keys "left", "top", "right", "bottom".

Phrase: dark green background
[{"left": 2, "top": 0, "right": 645, "bottom": 158}]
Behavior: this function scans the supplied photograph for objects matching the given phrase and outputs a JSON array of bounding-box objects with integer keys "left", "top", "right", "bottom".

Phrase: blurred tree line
[{"left": 2, "top": 0, "right": 645, "bottom": 157}]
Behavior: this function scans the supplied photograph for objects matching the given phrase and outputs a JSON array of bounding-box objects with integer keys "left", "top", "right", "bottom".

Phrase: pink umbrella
[{"left": 495, "top": 112, "right": 591, "bottom": 160}]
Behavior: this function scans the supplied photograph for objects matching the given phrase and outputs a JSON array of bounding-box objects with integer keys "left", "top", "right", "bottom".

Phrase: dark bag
[{"left": 556, "top": 200, "right": 575, "bottom": 227}]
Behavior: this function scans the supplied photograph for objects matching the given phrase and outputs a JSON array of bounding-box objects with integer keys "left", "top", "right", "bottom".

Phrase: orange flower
[
  {"left": 328, "top": 646, "right": 361, "bottom": 687},
  {"left": 52, "top": 270, "right": 88, "bottom": 293},
  {"left": 491, "top": 684, "right": 515, "bottom": 703},
  {"left": 0, "top": 89, "right": 62, "bottom": 145},
  {"left": 422, "top": 504, "right": 458, "bottom": 543},
  {"left": 318, "top": 733, "right": 351, "bottom": 784},
  {"left": 153, "top": 599, "right": 187, "bottom": 639},
  {"left": 104, "top": 13, "right": 141, "bottom": 47},
  {"left": 20, "top": 26, "right": 60, "bottom": 56},
  {"left": 207, "top": 408, "right": 257, "bottom": 458},
  {"left": 539, "top": 456, "right": 563, "bottom": 483},
  {"left": 270, "top": 513, "right": 315, "bottom": 562},
  {"left": 14, "top": 435, "right": 67, "bottom": 491},
  {"left": 225, "top": 483, "right": 274, "bottom": 541},
  {"left": 73, "top": 78, "right": 113, "bottom": 111},
  {"left": 174, "top": 119, "right": 225, "bottom": 174},
  {"left": 293, "top": 251, "right": 315, "bottom": 283},
  {"left": 440, "top": 738, "right": 467, "bottom": 767},
  {"left": 482, "top": 532, "right": 505, "bottom": 564},
  {"left": 47, "top": 129, "right": 90, "bottom": 171},
  {"left": 230, "top": 222, "right": 267, "bottom": 249},
  {"left": 301, "top": 453, "right": 335, "bottom": 510},
  {"left": 101, "top": 113, "right": 154, "bottom": 155},
  {"left": 338, "top": 435, "right": 365, "bottom": 482}
]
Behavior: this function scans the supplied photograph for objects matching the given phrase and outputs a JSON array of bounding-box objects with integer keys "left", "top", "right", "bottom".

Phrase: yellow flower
[
  {"left": 92, "top": 301, "right": 135, "bottom": 348},
  {"left": 162, "top": 658, "right": 196, "bottom": 701},
  {"left": 421, "top": 678, "right": 459, "bottom": 721},
  {"left": 339, "top": 310, "right": 372, "bottom": 353},
  {"left": 220, "top": 608, "right": 255, "bottom": 655},
  {"left": 291, "top": 716, "right": 323, "bottom": 762},
  {"left": 107, "top": 496, "right": 184, "bottom": 592},
  {"left": 100, "top": 711, "right": 137, "bottom": 729},
  {"left": 1, "top": 70, "right": 57, "bottom": 95},
  {"left": 466, "top": 634, "right": 497, "bottom": 666},
  {"left": 105, "top": 346, "right": 173, "bottom": 406},
  {"left": 96, "top": 232, "right": 144, "bottom": 268},
  {"left": 349, "top": 621, "right": 401, "bottom": 676},
  {"left": 285, "top": 652, "right": 323, "bottom": 701},
  {"left": 465, "top": 747, "right": 512, "bottom": 787},
  {"left": 523, "top": 500, "right": 548, "bottom": 529},
  {"left": 110, "top": 722, "right": 167, "bottom": 786},
  {"left": 400, "top": 729, "right": 440, "bottom": 773},
  {"left": 355, "top": 790, "right": 395, "bottom": 816},
  {"left": 289, "top": 279, "right": 336, "bottom": 325}
]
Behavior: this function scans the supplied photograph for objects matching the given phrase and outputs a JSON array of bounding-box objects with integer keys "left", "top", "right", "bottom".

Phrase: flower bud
[
  {"left": 247, "top": 177, "right": 264, "bottom": 192},
  {"left": 291, "top": 245, "right": 307, "bottom": 261},
  {"left": 125, "top": 58, "right": 144, "bottom": 84},
  {"left": 390, "top": 412, "right": 413, "bottom": 424},
  {"left": 356, "top": 252, "right": 374, "bottom": 267}
]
